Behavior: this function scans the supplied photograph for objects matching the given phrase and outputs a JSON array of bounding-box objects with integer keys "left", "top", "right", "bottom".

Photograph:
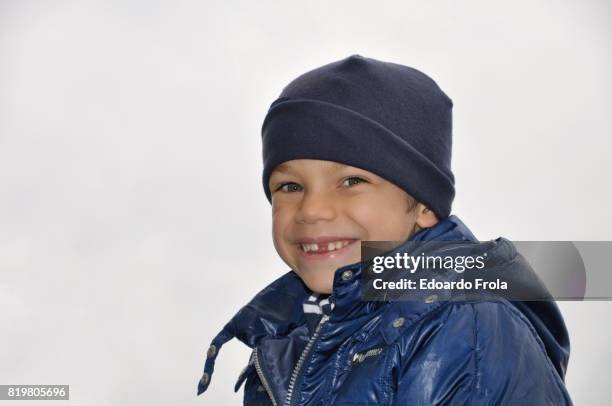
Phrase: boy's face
[{"left": 269, "top": 159, "right": 438, "bottom": 294}]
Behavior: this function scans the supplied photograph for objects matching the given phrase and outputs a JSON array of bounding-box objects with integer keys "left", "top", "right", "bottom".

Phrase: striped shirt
[{"left": 302, "top": 292, "right": 335, "bottom": 334}]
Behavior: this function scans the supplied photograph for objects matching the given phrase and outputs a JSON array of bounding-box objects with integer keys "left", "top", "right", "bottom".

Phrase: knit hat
[{"left": 261, "top": 54, "right": 455, "bottom": 219}]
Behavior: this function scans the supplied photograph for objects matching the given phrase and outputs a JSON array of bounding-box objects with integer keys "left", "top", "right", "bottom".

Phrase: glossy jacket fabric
[{"left": 197, "top": 215, "right": 573, "bottom": 405}]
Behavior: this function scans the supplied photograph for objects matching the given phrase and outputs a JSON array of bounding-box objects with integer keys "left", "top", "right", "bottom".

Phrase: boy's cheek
[
  {"left": 271, "top": 201, "right": 281, "bottom": 215},
  {"left": 271, "top": 234, "right": 293, "bottom": 264},
  {"left": 271, "top": 204, "right": 293, "bottom": 231}
]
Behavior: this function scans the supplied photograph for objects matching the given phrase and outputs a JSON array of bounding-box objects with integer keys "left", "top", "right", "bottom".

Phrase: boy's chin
[{"left": 297, "top": 271, "right": 334, "bottom": 294}]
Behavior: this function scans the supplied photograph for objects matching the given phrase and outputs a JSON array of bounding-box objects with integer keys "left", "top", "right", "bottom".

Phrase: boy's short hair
[
  {"left": 261, "top": 54, "right": 456, "bottom": 219},
  {"left": 406, "top": 195, "right": 419, "bottom": 213}
]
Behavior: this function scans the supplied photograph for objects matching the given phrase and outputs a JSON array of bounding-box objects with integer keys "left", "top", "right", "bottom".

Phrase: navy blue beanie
[{"left": 261, "top": 54, "right": 455, "bottom": 219}]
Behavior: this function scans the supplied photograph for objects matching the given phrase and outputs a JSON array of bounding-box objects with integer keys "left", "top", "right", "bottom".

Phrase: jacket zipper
[
  {"left": 284, "top": 314, "right": 329, "bottom": 406},
  {"left": 253, "top": 347, "right": 278, "bottom": 406}
]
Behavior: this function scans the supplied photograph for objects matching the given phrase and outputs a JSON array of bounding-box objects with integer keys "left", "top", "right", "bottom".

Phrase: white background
[{"left": 1, "top": 0, "right": 610, "bottom": 404}]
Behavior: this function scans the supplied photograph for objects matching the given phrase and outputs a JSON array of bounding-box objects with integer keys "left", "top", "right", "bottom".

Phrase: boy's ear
[{"left": 415, "top": 204, "right": 439, "bottom": 229}]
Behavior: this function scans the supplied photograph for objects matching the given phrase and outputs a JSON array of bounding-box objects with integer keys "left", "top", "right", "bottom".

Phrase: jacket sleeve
[{"left": 392, "top": 301, "right": 572, "bottom": 406}]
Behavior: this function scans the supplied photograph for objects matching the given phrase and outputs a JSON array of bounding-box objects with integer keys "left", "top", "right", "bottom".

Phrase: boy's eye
[
  {"left": 274, "top": 177, "right": 367, "bottom": 193},
  {"left": 342, "top": 176, "right": 367, "bottom": 187},
  {"left": 277, "top": 182, "right": 302, "bottom": 193}
]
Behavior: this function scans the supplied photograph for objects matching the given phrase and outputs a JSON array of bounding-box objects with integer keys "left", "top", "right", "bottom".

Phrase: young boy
[{"left": 197, "top": 55, "right": 572, "bottom": 405}]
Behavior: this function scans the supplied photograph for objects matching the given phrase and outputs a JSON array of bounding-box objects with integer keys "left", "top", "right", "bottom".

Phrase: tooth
[{"left": 303, "top": 241, "right": 354, "bottom": 253}]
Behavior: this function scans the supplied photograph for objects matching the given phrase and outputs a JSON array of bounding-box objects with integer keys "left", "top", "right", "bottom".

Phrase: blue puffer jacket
[{"left": 197, "top": 215, "right": 572, "bottom": 405}]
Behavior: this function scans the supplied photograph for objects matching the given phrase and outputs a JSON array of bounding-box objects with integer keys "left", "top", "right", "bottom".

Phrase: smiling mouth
[{"left": 298, "top": 239, "right": 357, "bottom": 254}]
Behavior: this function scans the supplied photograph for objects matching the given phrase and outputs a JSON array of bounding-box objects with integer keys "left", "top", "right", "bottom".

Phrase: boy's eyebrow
[
  {"left": 273, "top": 161, "right": 348, "bottom": 175},
  {"left": 273, "top": 163, "right": 291, "bottom": 174},
  {"left": 326, "top": 161, "right": 348, "bottom": 172}
]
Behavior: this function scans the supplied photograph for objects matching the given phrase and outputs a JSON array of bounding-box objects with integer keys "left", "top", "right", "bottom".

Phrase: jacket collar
[{"left": 198, "top": 214, "right": 478, "bottom": 395}]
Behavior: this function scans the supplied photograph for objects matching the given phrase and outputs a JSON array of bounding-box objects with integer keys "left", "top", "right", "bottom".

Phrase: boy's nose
[{"left": 295, "top": 190, "right": 337, "bottom": 224}]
